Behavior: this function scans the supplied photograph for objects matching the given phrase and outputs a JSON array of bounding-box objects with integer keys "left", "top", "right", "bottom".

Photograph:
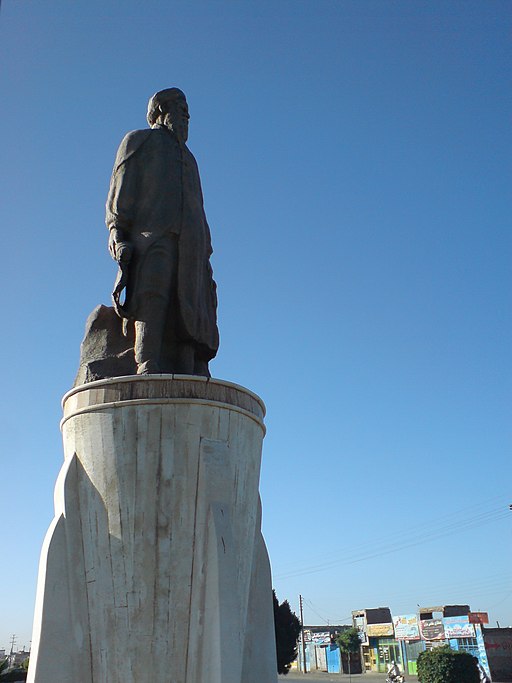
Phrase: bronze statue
[
  {"left": 75, "top": 88, "right": 219, "bottom": 384},
  {"left": 106, "top": 88, "right": 219, "bottom": 376}
]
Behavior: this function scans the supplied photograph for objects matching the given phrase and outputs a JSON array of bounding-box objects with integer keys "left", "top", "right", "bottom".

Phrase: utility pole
[
  {"left": 299, "top": 594, "right": 307, "bottom": 674},
  {"left": 8, "top": 634, "right": 16, "bottom": 667}
]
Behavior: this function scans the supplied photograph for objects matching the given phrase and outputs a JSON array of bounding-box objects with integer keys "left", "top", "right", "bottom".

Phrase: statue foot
[
  {"left": 136, "top": 360, "right": 161, "bottom": 375},
  {"left": 194, "top": 359, "right": 211, "bottom": 377}
]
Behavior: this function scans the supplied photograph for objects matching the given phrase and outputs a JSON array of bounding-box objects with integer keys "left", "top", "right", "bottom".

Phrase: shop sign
[
  {"left": 419, "top": 618, "right": 445, "bottom": 641},
  {"left": 311, "top": 632, "right": 330, "bottom": 644},
  {"left": 356, "top": 626, "right": 368, "bottom": 645},
  {"left": 443, "top": 616, "right": 475, "bottom": 638},
  {"left": 468, "top": 612, "right": 489, "bottom": 625},
  {"left": 393, "top": 614, "right": 420, "bottom": 640},
  {"left": 367, "top": 622, "right": 394, "bottom": 637},
  {"left": 483, "top": 632, "right": 512, "bottom": 656},
  {"left": 474, "top": 624, "right": 492, "bottom": 678}
]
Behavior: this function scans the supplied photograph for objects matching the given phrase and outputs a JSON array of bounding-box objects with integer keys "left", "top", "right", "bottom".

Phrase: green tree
[
  {"left": 336, "top": 627, "right": 360, "bottom": 677},
  {"left": 273, "top": 590, "right": 302, "bottom": 675},
  {"left": 417, "top": 646, "right": 479, "bottom": 683},
  {"left": 0, "top": 672, "right": 27, "bottom": 682},
  {"left": 0, "top": 657, "right": 28, "bottom": 682}
]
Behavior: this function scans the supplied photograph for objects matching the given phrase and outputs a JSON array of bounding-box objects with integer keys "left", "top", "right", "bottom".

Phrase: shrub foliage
[
  {"left": 0, "top": 658, "right": 27, "bottom": 682},
  {"left": 336, "top": 627, "right": 361, "bottom": 654},
  {"left": 417, "top": 646, "right": 479, "bottom": 683},
  {"left": 273, "top": 590, "right": 302, "bottom": 675}
]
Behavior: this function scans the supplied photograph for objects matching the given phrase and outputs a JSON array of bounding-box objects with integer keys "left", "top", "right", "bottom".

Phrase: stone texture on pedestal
[{"left": 28, "top": 376, "right": 277, "bottom": 683}]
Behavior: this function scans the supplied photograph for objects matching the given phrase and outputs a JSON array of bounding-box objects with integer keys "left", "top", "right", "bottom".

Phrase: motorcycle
[{"left": 385, "top": 673, "right": 405, "bottom": 683}]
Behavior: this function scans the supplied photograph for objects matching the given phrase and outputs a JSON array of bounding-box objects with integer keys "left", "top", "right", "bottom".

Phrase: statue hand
[
  {"left": 109, "top": 229, "right": 133, "bottom": 263},
  {"left": 108, "top": 229, "right": 119, "bottom": 260},
  {"left": 116, "top": 241, "right": 133, "bottom": 264}
]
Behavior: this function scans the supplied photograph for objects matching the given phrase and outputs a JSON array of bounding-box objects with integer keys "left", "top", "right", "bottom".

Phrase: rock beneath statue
[{"left": 74, "top": 305, "right": 136, "bottom": 386}]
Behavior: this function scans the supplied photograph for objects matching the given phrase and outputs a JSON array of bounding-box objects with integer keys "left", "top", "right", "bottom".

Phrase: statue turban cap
[{"left": 147, "top": 88, "right": 187, "bottom": 126}]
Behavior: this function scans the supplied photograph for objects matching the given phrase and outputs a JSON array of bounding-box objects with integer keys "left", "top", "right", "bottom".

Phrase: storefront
[
  {"left": 369, "top": 637, "right": 403, "bottom": 673},
  {"left": 353, "top": 609, "right": 396, "bottom": 673},
  {"left": 403, "top": 639, "right": 425, "bottom": 675},
  {"left": 483, "top": 627, "right": 512, "bottom": 682},
  {"left": 352, "top": 605, "right": 500, "bottom": 679},
  {"left": 394, "top": 613, "right": 424, "bottom": 675}
]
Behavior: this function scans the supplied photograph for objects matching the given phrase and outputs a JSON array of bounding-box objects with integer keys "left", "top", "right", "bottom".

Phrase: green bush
[
  {"left": 417, "top": 646, "right": 479, "bottom": 683},
  {"left": 0, "top": 670, "right": 27, "bottom": 682},
  {"left": 273, "top": 590, "right": 302, "bottom": 675},
  {"left": 0, "top": 657, "right": 27, "bottom": 681},
  {"left": 336, "top": 627, "right": 361, "bottom": 655}
]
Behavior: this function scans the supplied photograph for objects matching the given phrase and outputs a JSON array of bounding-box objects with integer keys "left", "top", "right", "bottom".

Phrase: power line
[
  {"left": 281, "top": 494, "right": 509, "bottom": 573},
  {"left": 486, "top": 589, "right": 512, "bottom": 611},
  {"left": 276, "top": 503, "right": 509, "bottom": 579},
  {"left": 277, "top": 493, "right": 510, "bottom": 577},
  {"left": 303, "top": 597, "right": 331, "bottom": 624},
  {"left": 360, "top": 573, "right": 512, "bottom": 611}
]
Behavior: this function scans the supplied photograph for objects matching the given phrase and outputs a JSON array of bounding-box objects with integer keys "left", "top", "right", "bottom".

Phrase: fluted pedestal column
[{"left": 28, "top": 376, "right": 277, "bottom": 683}]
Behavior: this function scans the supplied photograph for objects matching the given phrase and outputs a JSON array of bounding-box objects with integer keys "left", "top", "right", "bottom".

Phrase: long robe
[{"left": 106, "top": 125, "right": 219, "bottom": 360}]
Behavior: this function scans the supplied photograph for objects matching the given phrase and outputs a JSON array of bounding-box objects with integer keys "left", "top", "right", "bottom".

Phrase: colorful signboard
[
  {"left": 367, "top": 622, "right": 394, "bottom": 637},
  {"left": 419, "top": 618, "right": 445, "bottom": 641},
  {"left": 443, "top": 616, "right": 475, "bottom": 639},
  {"left": 469, "top": 612, "right": 489, "bottom": 625},
  {"left": 356, "top": 626, "right": 368, "bottom": 645},
  {"left": 311, "top": 632, "right": 330, "bottom": 644},
  {"left": 393, "top": 614, "right": 420, "bottom": 640},
  {"left": 474, "top": 624, "right": 492, "bottom": 678}
]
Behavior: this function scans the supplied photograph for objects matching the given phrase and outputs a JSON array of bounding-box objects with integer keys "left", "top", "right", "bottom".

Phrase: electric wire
[
  {"left": 302, "top": 598, "right": 332, "bottom": 624},
  {"left": 278, "top": 505, "right": 507, "bottom": 577},
  {"left": 300, "top": 579, "right": 512, "bottom": 629},
  {"left": 275, "top": 499, "right": 509, "bottom": 579},
  {"left": 275, "top": 495, "right": 511, "bottom": 624},
  {"left": 299, "top": 576, "right": 512, "bottom": 628},
  {"left": 279, "top": 493, "right": 509, "bottom": 573}
]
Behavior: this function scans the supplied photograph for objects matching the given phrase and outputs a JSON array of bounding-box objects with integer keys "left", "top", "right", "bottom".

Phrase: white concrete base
[{"left": 28, "top": 376, "right": 277, "bottom": 683}]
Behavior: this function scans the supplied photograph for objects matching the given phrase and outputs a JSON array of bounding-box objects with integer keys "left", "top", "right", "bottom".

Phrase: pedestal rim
[
  {"left": 62, "top": 374, "right": 266, "bottom": 416},
  {"left": 60, "top": 397, "right": 266, "bottom": 434}
]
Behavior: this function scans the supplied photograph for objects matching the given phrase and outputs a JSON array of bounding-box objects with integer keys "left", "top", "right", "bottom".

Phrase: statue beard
[{"left": 163, "top": 113, "right": 188, "bottom": 143}]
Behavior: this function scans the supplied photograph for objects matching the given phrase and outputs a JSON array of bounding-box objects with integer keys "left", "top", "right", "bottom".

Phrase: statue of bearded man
[{"left": 105, "top": 88, "right": 219, "bottom": 376}]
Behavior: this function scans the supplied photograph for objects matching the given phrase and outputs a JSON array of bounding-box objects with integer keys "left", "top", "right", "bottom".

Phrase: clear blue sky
[{"left": 0, "top": 0, "right": 510, "bottom": 650}]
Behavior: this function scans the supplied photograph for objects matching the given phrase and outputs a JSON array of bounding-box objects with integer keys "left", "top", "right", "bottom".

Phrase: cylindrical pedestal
[{"left": 28, "top": 376, "right": 277, "bottom": 683}]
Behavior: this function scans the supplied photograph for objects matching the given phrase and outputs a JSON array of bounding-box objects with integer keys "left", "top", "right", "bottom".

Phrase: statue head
[{"left": 147, "top": 88, "right": 190, "bottom": 142}]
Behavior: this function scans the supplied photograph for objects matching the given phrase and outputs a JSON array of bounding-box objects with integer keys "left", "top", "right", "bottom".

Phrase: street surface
[
  {"left": 280, "top": 674, "right": 507, "bottom": 683},
  {"left": 280, "top": 673, "right": 416, "bottom": 682}
]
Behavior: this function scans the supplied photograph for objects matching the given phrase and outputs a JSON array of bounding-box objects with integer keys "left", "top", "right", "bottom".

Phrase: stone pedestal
[{"left": 27, "top": 376, "right": 277, "bottom": 683}]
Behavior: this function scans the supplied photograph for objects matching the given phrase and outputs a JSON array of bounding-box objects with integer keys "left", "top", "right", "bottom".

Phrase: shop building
[
  {"left": 352, "top": 604, "right": 494, "bottom": 678},
  {"left": 482, "top": 627, "right": 512, "bottom": 682},
  {"left": 352, "top": 607, "right": 405, "bottom": 673}
]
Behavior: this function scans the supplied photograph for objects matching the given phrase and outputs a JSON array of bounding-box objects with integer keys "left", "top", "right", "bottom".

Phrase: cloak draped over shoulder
[{"left": 106, "top": 126, "right": 219, "bottom": 360}]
